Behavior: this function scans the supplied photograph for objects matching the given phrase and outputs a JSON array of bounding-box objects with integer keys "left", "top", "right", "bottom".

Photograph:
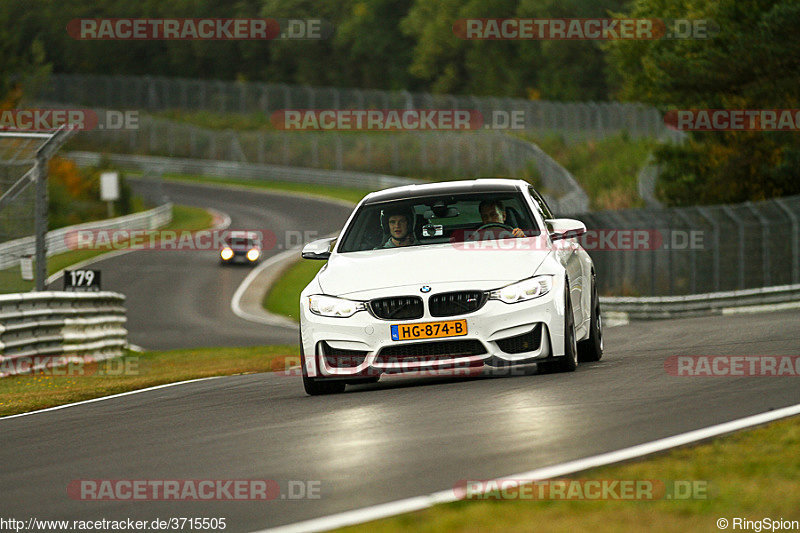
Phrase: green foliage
[
  {"left": 531, "top": 133, "right": 655, "bottom": 210},
  {"left": 606, "top": 0, "right": 800, "bottom": 205},
  {"left": 0, "top": 0, "right": 622, "bottom": 99},
  {"left": 47, "top": 157, "right": 138, "bottom": 229},
  {"left": 402, "top": 0, "right": 625, "bottom": 98}
]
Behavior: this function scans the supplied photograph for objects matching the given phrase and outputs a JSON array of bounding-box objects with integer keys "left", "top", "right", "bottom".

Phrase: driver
[
  {"left": 380, "top": 207, "right": 417, "bottom": 248},
  {"left": 478, "top": 200, "right": 525, "bottom": 237}
]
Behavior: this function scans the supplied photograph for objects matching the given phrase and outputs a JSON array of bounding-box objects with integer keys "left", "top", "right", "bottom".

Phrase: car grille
[
  {"left": 376, "top": 339, "right": 486, "bottom": 364},
  {"left": 320, "top": 342, "right": 368, "bottom": 368},
  {"left": 495, "top": 325, "right": 542, "bottom": 354},
  {"left": 369, "top": 296, "right": 424, "bottom": 320},
  {"left": 428, "top": 291, "right": 487, "bottom": 317}
]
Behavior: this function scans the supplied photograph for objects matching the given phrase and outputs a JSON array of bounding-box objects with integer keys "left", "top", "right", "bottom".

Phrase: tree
[{"left": 605, "top": 0, "right": 800, "bottom": 205}]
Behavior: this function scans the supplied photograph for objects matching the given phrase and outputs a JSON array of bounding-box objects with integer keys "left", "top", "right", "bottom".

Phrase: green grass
[
  {"left": 0, "top": 204, "right": 212, "bottom": 294},
  {"left": 162, "top": 173, "right": 369, "bottom": 205},
  {"left": 150, "top": 113, "right": 654, "bottom": 210},
  {"left": 153, "top": 109, "right": 278, "bottom": 131},
  {"left": 117, "top": 110, "right": 658, "bottom": 211},
  {"left": 527, "top": 133, "right": 656, "bottom": 211},
  {"left": 336, "top": 415, "right": 800, "bottom": 533},
  {"left": 0, "top": 345, "right": 299, "bottom": 416},
  {"left": 263, "top": 259, "right": 326, "bottom": 321}
]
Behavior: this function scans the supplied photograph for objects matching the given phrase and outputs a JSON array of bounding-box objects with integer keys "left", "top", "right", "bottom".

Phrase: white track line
[
  {"left": 256, "top": 402, "right": 800, "bottom": 533},
  {"left": 0, "top": 377, "right": 220, "bottom": 421},
  {"left": 230, "top": 247, "right": 301, "bottom": 328},
  {"left": 46, "top": 207, "right": 230, "bottom": 287},
  {"left": 44, "top": 206, "right": 230, "bottom": 353},
  {"left": 230, "top": 231, "right": 338, "bottom": 329}
]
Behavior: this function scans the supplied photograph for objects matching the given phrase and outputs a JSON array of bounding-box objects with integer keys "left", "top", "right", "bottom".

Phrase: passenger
[{"left": 380, "top": 207, "right": 417, "bottom": 248}]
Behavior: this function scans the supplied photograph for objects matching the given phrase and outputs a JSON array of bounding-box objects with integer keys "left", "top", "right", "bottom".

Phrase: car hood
[{"left": 318, "top": 243, "right": 551, "bottom": 296}]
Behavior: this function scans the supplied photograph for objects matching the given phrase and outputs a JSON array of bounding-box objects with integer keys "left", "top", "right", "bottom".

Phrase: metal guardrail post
[
  {"left": 34, "top": 151, "right": 47, "bottom": 290},
  {"left": 695, "top": 206, "right": 720, "bottom": 292},
  {"left": 774, "top": 198, "right": 799, "bottom": 284},
  {"left": 613, "top": 210, "right": 637, "bottom": 292},
  {"left": 745, "top": 202, "right": 771, "bottom": 287},
  {"left": 604, "top": 211, "right": 628, "bottom": 291},
  {"left": 673, "top": 209, "right": 697, "bottom": 294},
  {"left": 721, "top": 205, "right": 746, "bottom": 290},
  {"left": 0, "top": 126, "right": 77, "bottom": 290},
  {"left": 624, "top": 208, "right": 657, "bottom": 295}
]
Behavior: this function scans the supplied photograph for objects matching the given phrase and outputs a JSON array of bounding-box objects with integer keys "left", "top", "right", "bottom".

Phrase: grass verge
[
  {"left": 0, "top": 345, "right": 298, "bottom": 417},
  {"left": 160, "top": 173, "right": 369, "bottom": 205},
  {"left": 149, "top": 112, "right": 654, "bottom": 210},
  {"left": 153, "top": 109, "right": 277, "bottom": 131},
  {"left": 527, "top": 133, "right": 656, "bottom": 211},
  {"left": 336, "top": 415, "right": 800, "bottom": 533},
  {"left": 0, "top": 204, "right": 213, "bottom": 294},
  {"left": 263, "top": 259, "right": 325, "bottom": 321}
]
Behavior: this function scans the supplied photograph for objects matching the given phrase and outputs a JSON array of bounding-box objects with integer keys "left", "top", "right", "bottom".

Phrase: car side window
[{"left": 528, "top": 186, "right": 553, "bottom": 220}]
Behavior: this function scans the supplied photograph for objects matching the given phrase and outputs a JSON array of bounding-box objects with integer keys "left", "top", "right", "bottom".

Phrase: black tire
[
  {"left": 539, "top": 281, "right": 578, "bottom": 374},
  {"left": 578, "top": 273, "right": 603, "bottom": 362},
  {"left": 300, "top": 330, "right": 346, "bottom": 395}
]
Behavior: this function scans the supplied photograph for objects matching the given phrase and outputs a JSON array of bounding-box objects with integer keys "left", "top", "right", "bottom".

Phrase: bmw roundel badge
[{"left": 420, "top": 285, "right": 432, "bottom": 293}]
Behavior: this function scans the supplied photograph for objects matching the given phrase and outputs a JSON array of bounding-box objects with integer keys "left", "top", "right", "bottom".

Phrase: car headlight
[
  {"left": 308, "top": 295, "right": 365, "bottom": 318},
  {"left": 489, "top": 275, "right": 553, "bottom": 304},
  {"left": 220, "top": 247, "right": 234, "bottom": 260},
  {"left": 246, "top": 248, "right": 260, "bottom": 261}
]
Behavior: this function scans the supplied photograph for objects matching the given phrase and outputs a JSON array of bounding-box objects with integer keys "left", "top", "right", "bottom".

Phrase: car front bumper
[{"left": 300, "top": 281, "right": 568, "bottom": 379}]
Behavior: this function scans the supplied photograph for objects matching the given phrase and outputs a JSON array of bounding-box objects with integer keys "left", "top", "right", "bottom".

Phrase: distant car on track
[
  {"left": 298, "top": 179, "right": 602, "bottom": 395},
  {"left": 219, "top": 231, "right": 261, "bottom": 265}
]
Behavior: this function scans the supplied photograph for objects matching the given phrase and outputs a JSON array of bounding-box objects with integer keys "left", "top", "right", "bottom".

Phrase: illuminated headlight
[
  {"left": 489, "top": 275, "right": 553, "bottom": 304},
  {"left": 220, "top": 247, "right": 234, "bottom": 260},
  {"left": 246, "top": 248, "right": 260, "bottom": 261},
  {"left": 308, "top": 295, "right": 365, "bottom": 318}
]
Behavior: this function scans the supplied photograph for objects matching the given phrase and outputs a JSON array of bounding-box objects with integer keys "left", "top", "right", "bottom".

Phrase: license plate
[{"left": 390, "top": 320, "right": 467, "bottom": 341}]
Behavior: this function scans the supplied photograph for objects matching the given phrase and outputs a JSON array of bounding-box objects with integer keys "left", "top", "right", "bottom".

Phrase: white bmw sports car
[{"left": 299, "top": 179, "right": 602, "bottom": 395}]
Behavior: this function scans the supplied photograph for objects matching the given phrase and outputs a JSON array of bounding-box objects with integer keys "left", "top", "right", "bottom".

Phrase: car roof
[
  {"left": 227, "top": 231, "right": 259, "bottom": 239},
  {"left": 361, "top": 178, "right": 530, "bottom": 205}
]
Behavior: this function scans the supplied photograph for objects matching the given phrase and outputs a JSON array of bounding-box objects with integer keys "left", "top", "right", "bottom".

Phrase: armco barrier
[
  {"left": 0, "top": 291, "right": 127, "bottom": 377},
  {"left": 600, "top": 283, "right": 800, "bottom": 320},
  {"left": 0, "top": 203, "right": 172, "bottom": 271},
  {"left": 65, "top": 151, "right": 586, "bottom": 215},
  {"left": 66, "top": 151, "right": 413, "bottom": 191}
]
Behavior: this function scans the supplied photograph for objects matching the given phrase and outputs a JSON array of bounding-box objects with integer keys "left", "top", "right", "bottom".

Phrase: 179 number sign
[{"left": 64, "top": 269, "right": 101, "bottom": 291}]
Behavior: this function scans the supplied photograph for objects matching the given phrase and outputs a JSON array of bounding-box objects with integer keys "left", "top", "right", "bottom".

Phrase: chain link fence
[
  {"left": 40, "top": 74, "right": 683, "bottom": 143},
  {"left": 63, "top": 112, "right": 588, "bottom": 213},
  {"left": 581, "top": 194, "right": 800, "bottom": 296},
  {"left": 0, "top": 138, "right": 39, "bottom": 246},
  {"left": 29, "top": 76, "right": 799, "bottom": 297}
]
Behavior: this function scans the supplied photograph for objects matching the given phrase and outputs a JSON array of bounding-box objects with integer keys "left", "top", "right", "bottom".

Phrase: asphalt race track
[
  {"left": 49, "top": 179, "right": 353, "bottom": 350},
  {"left": 5, "top": 182, "right": 799, "bottom": 532},
  {"left": 4, "top": 315, "right": 800, "bottom": 528}
]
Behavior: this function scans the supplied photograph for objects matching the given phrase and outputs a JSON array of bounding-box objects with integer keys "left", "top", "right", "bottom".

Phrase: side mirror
[
  {"left": 546, "top": 218, "right": 586, "bottom": 241},
  {"left": 301, "top": 237, "right": 335, "bottom": 260}
]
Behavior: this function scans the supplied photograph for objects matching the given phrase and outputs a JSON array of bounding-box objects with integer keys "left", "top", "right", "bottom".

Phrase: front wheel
[
  {"left": 539, "top": 282, "right": 578, "bottom": 374},
  {"left": 300, "top": 330, "right": 346, "bottom": 395},
  {"left": 578, "top": 273, "right": 603, "bottom": 362}
]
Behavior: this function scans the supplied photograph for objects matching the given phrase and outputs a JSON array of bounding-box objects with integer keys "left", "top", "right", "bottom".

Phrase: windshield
[
  {"left": 226, "top": 237, "right": 258, "bottom": 248},
  {"left": 338, "top": 192, "right": 540, "bottom": 253}
]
